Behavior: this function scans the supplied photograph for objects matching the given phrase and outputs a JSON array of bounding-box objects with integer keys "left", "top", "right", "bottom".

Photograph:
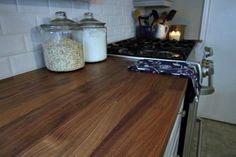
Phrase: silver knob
[
  {"left": 201, "top": 59, "right": 215, "bottom": 95},
  {"left": 202, "top": 59, "right": 214, "bottom": 77},
  {"left": 204, "top": 46, "right": 214, "bottom": 58}
]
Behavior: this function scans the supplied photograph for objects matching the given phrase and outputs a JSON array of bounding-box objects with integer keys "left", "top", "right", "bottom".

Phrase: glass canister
[
  {"left": 40, "top": 11, "right": 84, "bottom": 72},
  {"left": 78, "top": 12, "right": 107, "bottom": 63}
]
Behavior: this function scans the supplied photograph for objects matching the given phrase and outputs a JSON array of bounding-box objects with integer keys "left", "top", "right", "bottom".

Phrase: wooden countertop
[{"left": 0, "top": 57, "right": 187, "bottom": 157}]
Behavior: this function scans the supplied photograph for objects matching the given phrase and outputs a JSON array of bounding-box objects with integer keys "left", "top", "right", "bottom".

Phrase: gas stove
[
  {"left": 107, "top": 38, "right": 199, "bottom": 61},
  {"left": 107, "top": 38, "right": 214, "bottom": 92}
]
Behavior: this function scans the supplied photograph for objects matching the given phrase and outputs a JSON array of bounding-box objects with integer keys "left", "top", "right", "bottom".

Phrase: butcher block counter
[{"left": 0, "top": 57, "right": 187, "bottom": 157}]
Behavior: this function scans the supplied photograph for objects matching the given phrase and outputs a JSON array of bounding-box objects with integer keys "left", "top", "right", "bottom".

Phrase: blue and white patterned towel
[{"left": 128, "top": 59, "right": 201, "bottom": 97}]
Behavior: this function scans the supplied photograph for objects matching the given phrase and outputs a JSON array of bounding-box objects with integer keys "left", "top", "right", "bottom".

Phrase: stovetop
[{"left": 107, "top": 38, "right": 198, "bottom": 61}]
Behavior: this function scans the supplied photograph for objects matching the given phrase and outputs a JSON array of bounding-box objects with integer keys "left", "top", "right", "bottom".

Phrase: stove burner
[{"left": 107, "top": 38, "right": 197, "bottom": 61}]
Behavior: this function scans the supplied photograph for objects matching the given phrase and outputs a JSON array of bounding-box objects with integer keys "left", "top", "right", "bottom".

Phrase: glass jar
[
  {"left": 78, "top": 12, "right": 107, "bottom": 63},
  {"left": 40, "top": 11, "right": 84, "bottom": 72}
]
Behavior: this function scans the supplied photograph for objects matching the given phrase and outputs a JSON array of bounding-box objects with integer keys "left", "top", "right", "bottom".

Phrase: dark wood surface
[{"left": 0, "top": 57, "right": 187, "bottom": 157}]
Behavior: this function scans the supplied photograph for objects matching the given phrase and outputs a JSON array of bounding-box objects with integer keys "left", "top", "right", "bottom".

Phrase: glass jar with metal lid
[
  {"left": 40, "top": 11, "right": 84, "bottom": 72},
  {"left": 77, "top": 12, "right": 107, "bottom": 62}
]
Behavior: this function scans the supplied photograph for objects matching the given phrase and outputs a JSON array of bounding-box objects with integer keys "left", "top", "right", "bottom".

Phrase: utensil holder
[{"left": 136, "top": 26, "right": 157, "bottom": 39}]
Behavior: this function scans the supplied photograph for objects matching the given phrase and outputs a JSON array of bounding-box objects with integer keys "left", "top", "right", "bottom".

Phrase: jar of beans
[{"left": 40, "top": 11, "right": 84, "bottom": 72}]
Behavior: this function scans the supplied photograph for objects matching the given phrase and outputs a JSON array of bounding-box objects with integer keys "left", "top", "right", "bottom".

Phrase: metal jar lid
[
  {"left": 78, "top": 12, "right": 106, "bottom": 28},
  {"left": 40, "top": 11, "right": 80, "bottom": 32}
]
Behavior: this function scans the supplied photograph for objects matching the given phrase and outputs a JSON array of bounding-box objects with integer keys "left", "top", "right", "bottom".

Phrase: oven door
[
  {"left": 178, "top": 79, "right": 200, "bottom": 157},
  {"left": 182, "top": 96, "right": 199, "bottom": 157}
]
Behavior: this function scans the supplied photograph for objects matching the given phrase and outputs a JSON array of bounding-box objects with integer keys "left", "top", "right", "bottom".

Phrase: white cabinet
[{"left": 164, "top": 98, "right": 184, "bottom": 157}]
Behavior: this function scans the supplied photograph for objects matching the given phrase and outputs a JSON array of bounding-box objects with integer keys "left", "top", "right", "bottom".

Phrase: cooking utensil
[
  {"left": 133, "top": 9, "right": 141, "bottom": 25},
  {"left": 139, "top": 10, "right": 159, "bottom": 26},
  {"left": 138, "top": 15, "right": 150, "bottom": 26},
  {"left": 151, "top": 10, "right": 159, "bottom": 26},
  {"left": 159, "top": 11, "right": 168, "bottom": 24},
  {"left": 162, "top": 10, "right": 177, "bottom": 24}
]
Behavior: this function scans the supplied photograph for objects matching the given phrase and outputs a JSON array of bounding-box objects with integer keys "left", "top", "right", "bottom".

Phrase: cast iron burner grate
[{"left": 107, "top": 38, "right": 197, "bottom": 61}]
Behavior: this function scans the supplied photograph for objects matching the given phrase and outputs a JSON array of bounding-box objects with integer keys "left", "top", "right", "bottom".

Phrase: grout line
[
  {"left": 8, "top": 56, "right": 16, "bottom": 75},
  {"left": 6, "top": 56, "right": 14, "bottom": 77},
  {"left": 0, "top": 17, "right": 6, "bottom": 36},
  {"left": 0, "top": 22, "right": 3, "bottom": 35},
  {"left": 48, "top": 0, "right": 52, "bottom": 16},
  {"left": 16, "top": 0, "right": 21, "bottom": 13},
  {"left": 23, "top": 34, "right": 30, "bottom": 52}
]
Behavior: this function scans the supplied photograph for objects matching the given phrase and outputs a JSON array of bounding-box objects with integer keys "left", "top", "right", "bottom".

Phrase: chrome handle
[
  {"left": 201, "top": 59, "right": 215, "bottom": 95},
  {"left": 201, "top": 71, "right": 215, "bottom": 95},
  {"left": 201, "top": 85, "right": 215, "bottom": 95},
  {"left": 204, "top": 46, "right": 213, "bottom": 58},
  {"left": 202, "top": 59, "right": 214, "bottom": 76}
]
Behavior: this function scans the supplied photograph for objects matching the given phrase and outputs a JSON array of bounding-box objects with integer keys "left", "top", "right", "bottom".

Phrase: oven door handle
[
  {"left": 200, "top": 59, "right": 215, "bottom": 95},
  {"left": 200, "top": 85, "right": 215, "bottom": 95}
]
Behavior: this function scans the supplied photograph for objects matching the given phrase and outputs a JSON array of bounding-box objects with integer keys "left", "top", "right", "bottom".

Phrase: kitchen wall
[
  {"left": 89, "top": 0, "right": 135, "bottom": 43},
  {"left": 170, "top": 0, "right": 204, "bottom": 39},
  {"left": 0, "top": 0, "right": 135, "bottom": 80},
  {"left": 145, "top": 0, "right": 204, "bottom": 39}
]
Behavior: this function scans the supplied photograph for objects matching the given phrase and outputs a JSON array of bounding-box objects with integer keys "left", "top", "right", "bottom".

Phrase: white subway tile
[
  {"left": 107, "top": 36, "right": 116, "bottom": 43},
  {"left": 0, "top": 0, "right": 135, "bottom": 79},
  {"left": 108, "top": 16, "right": 116, "bottom": 27},
  {"left": 124, "top": 6, "right": 132, "bottom": 16},
  {"left": 117, "top": 16, "right": 123, "bottom": 26},
  {"left": 112, "top": 6, "right": 121, "bottom": 16},
  {"left": 70, "top": 12, "right": 84, "bottom": 22},
  {"left": 72, "top": 0, "right": 89, "bottom": 11},
  {"left": 0, "top": 35, "right": 26, "bottom": 57},
  {"left": 106, "top": 25, "right": 112, "bottom": 36},
  {"left": 0, "top": 57, "right": 13, "bottom": 80},
  {"left": 33, "top": 51, "right": 45, "bottom": 68},
  {"left": 1, "top": 14, "right": 37, "bottom": 35},
  {"left": 0, "top": 0, "right": 18, "bottom": 13},
  {"left": 89, "top": 4, "right": 102, "bottom": 16},
  {"left": 18, "top": 0, "right": 50, "bottom": 14},
  {"left": 24, "top": 31, "right": 42, "bottom": 52},
  {"left": 101, "top": 5, "right": 112, "bottom": 16},
  {"left": 36, "top": 15, "right": 51, "bottom": 25},
  {"left": 10, "top": 51, "right": 45, "bottom": 75}
]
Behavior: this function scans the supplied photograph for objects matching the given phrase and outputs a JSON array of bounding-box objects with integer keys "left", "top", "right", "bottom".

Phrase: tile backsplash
[{"left": 0, "top": 0, "right": 135, "bottom": 80}]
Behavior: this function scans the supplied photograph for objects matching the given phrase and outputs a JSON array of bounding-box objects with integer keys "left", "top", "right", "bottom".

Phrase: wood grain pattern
[{"left": 0, "top": 57, "right": 187, "bottom": 157}]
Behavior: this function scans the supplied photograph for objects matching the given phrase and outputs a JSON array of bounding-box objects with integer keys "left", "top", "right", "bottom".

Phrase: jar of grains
[{"left": 40, "top": 11, "right": 84, "bottom": 72}]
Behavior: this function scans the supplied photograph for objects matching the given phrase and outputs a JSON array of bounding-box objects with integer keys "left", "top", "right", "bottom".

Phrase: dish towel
[{"left": 128, "top": 59, "right": 201, "bottom": 100}]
